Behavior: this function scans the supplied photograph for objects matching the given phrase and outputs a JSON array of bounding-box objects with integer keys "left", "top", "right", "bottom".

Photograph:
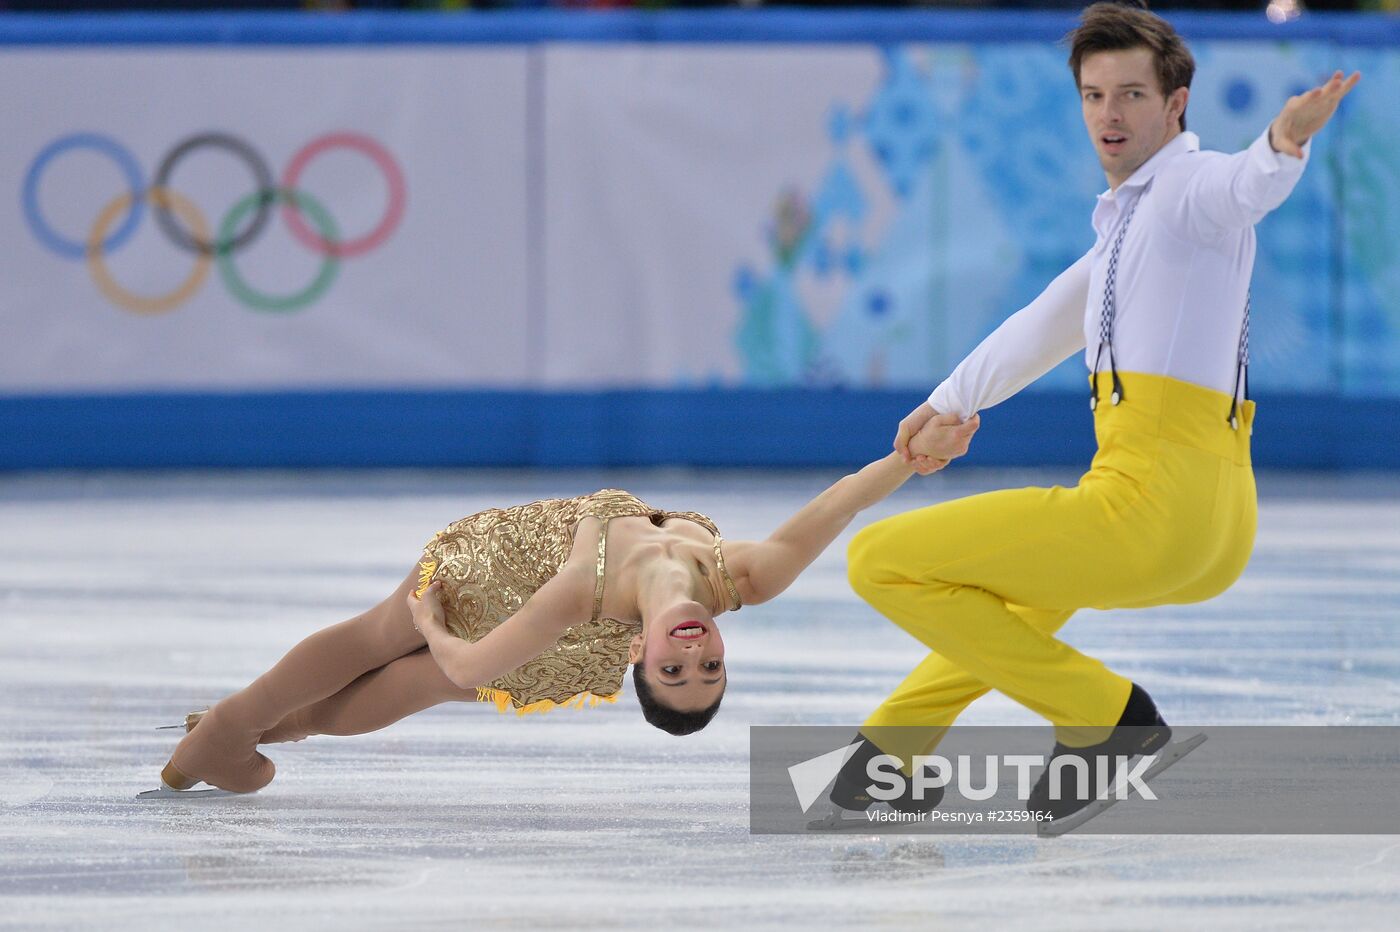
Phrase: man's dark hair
[
  {"left": 632, "top": 664, "right": 723, "bottom": 736},
  {"left": 1067, "top": 1, "right": 1196, "bottom": 131}
]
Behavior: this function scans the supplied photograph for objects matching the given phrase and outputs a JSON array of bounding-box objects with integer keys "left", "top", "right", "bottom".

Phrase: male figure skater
[{"left": 833, "top": 2, "right": 1360, "bottom": 820}]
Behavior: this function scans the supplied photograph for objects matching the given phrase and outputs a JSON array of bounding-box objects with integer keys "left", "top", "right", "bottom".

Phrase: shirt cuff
[
  {"left": 1258, "top": 123, "right": 1311, "bottom": 172},
  {"left": 928, "top": 382, "right": 956, "bottom": 417}
]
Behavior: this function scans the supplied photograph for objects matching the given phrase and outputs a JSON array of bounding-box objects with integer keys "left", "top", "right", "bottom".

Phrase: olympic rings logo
[{"left": 22, "top": 131, "right": 406, "bottom": 314}]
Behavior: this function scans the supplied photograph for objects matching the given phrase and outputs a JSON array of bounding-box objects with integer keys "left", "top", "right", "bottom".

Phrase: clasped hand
[
  {"left": 406, "top": 579, "right": 446, "bottom": 635},
  {"left": 894, "top": 403, "right": 980, "bottom": 476}
]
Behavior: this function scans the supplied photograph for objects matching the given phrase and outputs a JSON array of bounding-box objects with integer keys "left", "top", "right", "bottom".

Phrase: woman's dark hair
[
  {"left": 632, "top": 664, "right": 723, "bottom": 736},
  {"left": 1066, "top": 1, "right": 1196, "bottom": 131}
]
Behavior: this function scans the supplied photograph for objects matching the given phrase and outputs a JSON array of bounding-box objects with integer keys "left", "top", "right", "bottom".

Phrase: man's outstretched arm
[
  {"left": 895, "top": 249, "right": 1092, "bottom": 462},
  {"left": 1167, "top": 70, "right": 1360, "bottom": 241}
]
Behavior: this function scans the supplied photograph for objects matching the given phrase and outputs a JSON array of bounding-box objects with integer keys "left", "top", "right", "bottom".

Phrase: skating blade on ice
[{"left": 1038, "top": 733, "right": 1207, "bottom": 837}]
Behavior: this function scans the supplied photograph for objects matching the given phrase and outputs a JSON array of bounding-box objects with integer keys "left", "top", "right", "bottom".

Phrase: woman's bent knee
[{"left": 367, "top": 566, "right": 429, "bottom": 653}]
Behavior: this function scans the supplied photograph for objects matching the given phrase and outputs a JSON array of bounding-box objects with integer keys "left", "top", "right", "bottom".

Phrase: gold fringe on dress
[
  {"left": 474, "top": 686, "right": 620, "bottom": 716},
  {"left": 415, "top": 558, "right": 438, "bottom": 598}
]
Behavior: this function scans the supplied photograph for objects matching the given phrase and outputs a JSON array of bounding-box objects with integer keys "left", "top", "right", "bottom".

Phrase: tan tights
[
  {"left": 260, "top": 648, "right": 472, "bottom": 744},
  {"left": 168, "top": 566, "right": 478, "bottom": 792}
]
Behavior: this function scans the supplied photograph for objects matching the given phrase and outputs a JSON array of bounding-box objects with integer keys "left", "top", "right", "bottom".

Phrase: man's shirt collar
[{"left": 1099, "top": 131, "right": 1200, "bottom": 202}]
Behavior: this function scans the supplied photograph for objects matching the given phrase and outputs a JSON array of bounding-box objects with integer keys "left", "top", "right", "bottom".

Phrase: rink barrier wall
[
  {"left": 5, "top": 11, "right": 1398, "bottom": 471},
  {"left": 4, "top": 390, "right": 1397, "bottom": 470}
]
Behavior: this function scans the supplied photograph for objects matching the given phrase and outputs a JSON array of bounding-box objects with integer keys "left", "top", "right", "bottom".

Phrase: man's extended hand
[{"left": 1269, "top": 70, "right": 1361, "bottom": 159}]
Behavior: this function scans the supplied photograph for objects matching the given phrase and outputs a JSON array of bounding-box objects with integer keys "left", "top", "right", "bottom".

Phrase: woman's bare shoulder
[{"left": 716, "top": 538, "right": 764, "bottom": 607}]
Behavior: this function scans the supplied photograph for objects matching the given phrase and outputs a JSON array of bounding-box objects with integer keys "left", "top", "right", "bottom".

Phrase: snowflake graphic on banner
[{"left": 732, "top": 46, "right": 1098, "bottom": 389}]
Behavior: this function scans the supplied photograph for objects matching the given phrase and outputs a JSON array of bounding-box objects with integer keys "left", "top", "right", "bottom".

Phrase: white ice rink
[{"left": 2, "top": 468, "right": 1398, "bottom": 929}]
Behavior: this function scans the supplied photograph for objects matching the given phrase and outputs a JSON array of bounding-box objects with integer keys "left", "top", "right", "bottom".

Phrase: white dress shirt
[{"left": 928, "top": 127, "right": 1311, "bottom": 419}]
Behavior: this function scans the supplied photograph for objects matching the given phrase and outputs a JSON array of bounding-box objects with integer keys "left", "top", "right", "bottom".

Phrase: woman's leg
[
  {"left": 261, "top": 648, "right": 480, "bottom": 743},
  {"left": 168, "top": 565, "right": 427, "bottom": 792}
]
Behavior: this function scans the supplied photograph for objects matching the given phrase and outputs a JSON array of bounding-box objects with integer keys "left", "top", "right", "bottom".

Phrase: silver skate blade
[
  {"left": 806, "top": 805, "right": 879, "bottom": 832},
  {"left": 156, "top": 710, "right": 206, "bottom": 731},
  {"left": 136, "top": 784, "right": 242, "bottom": 800},
  {"left": 1037, "top": 732, "right": 1207, "bottom": 838}
]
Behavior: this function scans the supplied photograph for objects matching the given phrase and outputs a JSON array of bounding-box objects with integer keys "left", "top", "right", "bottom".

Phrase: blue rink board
[{"left": 4, "top": 389, "right": 1398, "bottom": 470}]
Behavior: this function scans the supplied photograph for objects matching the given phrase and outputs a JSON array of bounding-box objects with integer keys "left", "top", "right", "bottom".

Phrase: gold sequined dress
[{"left": 415, "top": 489, "right": 729, "bottom": 715}]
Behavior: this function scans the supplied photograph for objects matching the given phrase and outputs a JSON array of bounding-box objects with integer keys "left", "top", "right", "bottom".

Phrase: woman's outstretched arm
[
  {"left": 408, "top": 566, "right": 594, "bottom": 690},
  {"left": 729, "top": 419, "right": 977, "bottom": 606}
]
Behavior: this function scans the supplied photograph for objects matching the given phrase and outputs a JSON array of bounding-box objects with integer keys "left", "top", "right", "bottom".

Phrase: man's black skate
[
  {"left": 1027, "top": 683, "right": 1172, "bottom": 822},
  {"left": 807, "top": 733, "right": 945, "bottom": 830},
  {"left": 827, "top": 733, "right": 943, "bottom": 815}
]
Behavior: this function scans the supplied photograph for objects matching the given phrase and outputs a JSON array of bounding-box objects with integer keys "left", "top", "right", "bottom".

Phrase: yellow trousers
[{"left": 848, "top": 372, "right": 1256, "bottom": 756}]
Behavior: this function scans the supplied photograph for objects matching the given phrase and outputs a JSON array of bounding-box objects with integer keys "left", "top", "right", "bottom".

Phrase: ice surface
[{"left": 2, "top": 468, "right": 1398, "bottom": 929}]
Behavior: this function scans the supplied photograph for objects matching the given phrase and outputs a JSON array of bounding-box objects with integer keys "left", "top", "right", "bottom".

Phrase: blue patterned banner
[{"left": 730, "top": 40, "right": 1398, "bottom": 397}]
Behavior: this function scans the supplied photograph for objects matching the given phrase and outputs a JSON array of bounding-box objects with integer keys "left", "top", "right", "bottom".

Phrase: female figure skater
[{"left": 147, "top": 414, "right": 978, "bottom": 797}]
